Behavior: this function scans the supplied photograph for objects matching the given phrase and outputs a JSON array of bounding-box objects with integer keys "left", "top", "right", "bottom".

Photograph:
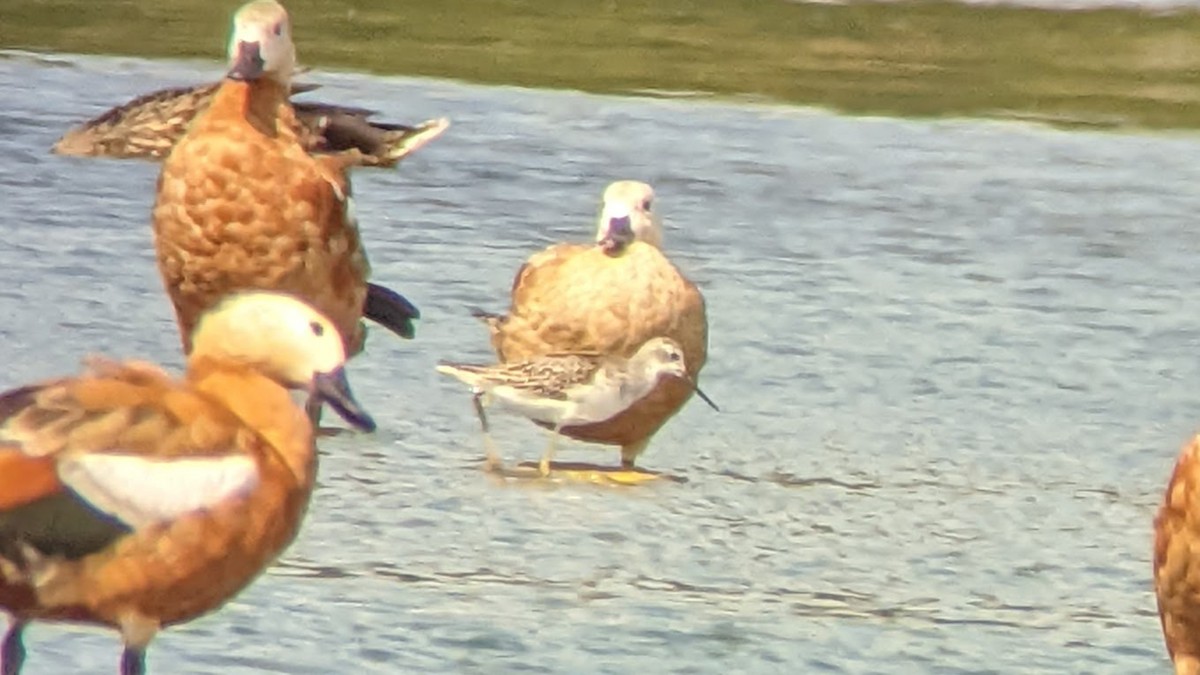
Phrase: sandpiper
[
  {"left": 470, "top": 180, "right": 709, "bottom": 472},
  {"left": 437, "top": 337, "right": 717, "bottom": 476}
]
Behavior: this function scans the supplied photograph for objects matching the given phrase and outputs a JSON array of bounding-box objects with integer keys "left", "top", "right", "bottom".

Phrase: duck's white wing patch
[
  {"left": 57, "top": 454, "right": 259, "bottom": 529},
  {"left": 344, "top": 194, "right": 357, "bottom": 229}
]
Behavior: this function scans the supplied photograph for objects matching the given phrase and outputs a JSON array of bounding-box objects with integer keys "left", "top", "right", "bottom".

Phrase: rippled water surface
[{"left": 1, "top": 52, "right": 1198, "bottom": 673}]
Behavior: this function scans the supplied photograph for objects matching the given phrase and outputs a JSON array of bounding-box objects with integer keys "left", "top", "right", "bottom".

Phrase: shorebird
[
  {"left": 437, "top": 337, "right": 717, "bottom": 477},
  {"left": 0, "top": 291, "right": 374, "bottom": 675},
  {"left": 472, "top": 180, "right": 709, "bottom": 471}
]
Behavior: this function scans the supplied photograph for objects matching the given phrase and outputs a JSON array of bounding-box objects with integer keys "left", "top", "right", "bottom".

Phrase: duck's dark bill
[
  {"left": 227, "top": 40, "right": 265, "bottom": 81},
  {"left": 313, "top": 367, "right": 377, "bottom": 432}
]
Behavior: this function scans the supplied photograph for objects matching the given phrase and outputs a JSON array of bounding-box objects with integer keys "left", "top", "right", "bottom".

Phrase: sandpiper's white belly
[
  {"left": 559, "top": 373, "right": 660, "bottom": 426},
  {"left": 487, "top": 371, "right": 661, "bottom": 428},
  {"left": 490, "top": 386, "right": 570, "bottom": 425}
]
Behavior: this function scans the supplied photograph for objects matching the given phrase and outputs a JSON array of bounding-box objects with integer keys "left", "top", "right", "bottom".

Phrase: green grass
[{"left": 5, "top": 0, "right": 1200, "bottom": 130}]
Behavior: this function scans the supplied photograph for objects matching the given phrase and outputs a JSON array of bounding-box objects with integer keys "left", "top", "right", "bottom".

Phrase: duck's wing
[
  {"left": 293, "top": 104, "right": 450, "bottom": 167},
  {"left": 467, "top": 244, "right": 582, "bottom": 341},
  {"left": 0, "top": 362, "right": 258, "bottom": 562},
  {"left": 52, "top": 76, "right": 447, "bottom": 168},
  {"left": 52, "top": 82, "right": 222, "bottom": 160},
  {"left": 507, "top": 243, "right": 589, "bottom": 304},
  {"left": 471, "top": 244, "right": 592, "bottom": 361}
]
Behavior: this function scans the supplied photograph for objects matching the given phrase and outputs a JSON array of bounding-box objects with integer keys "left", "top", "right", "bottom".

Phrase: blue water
[{"left": 0, "top": 50, "right": 1197, "bottom": 673}]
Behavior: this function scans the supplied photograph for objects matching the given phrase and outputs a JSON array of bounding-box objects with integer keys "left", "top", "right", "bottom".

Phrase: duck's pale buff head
[
  {"left": 226, "top": 0, "right": 296, "bottom": 84},
  {"left": 634, "top": 337, "right": 719, "bottom": 412},
  {"left": 190, "top": 291, "right": 375, "bottom": 431},
  {"left": 595, "top": 180, "right": 663, "bottom": 255}
]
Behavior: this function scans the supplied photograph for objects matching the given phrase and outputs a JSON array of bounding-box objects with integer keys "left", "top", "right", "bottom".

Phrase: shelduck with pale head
[
  {"left": 152, "top": 0, "right": 420, "bottom": 380},
  {"left": 0, "top": 291, "right": 373, "bottom": 675},
  {"left": 594, "top": 180, "right": 664, "bottom": 254}
]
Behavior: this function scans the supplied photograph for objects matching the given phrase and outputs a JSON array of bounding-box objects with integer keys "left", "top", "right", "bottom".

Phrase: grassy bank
[{"left": 4, "top": 0, "right": 1200, "bottom": 130}]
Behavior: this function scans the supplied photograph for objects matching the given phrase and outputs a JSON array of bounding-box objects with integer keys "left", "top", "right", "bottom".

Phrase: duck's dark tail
[
  {"left": 469, "top": 306, "right": 505, "bottom": 330},
  {"left": 364, "top": 282, "right": 420, "bottom": 340}
]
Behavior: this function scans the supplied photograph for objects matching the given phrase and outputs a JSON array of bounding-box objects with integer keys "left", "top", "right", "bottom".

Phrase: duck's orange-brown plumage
[
  {"left": 0, "top": 291, "right": 374, "bottom": 675},
  {"left": 0, "top": 453, "right": 58, "bottom": 511},
  {"left": 154, "top": 77, "right": 370, "bottom": 356},
  {"left": 1155, "top": 434, "right": 1200, "bottom": 675},
  {"left": 479, "top": 181, "right": 708, "bottom": 467},
  {"left": 0, "top": 361, "right": 311, "bottom": 621},
  {"left": 151, "top": 0, "right": 392, "bottom": 358}
]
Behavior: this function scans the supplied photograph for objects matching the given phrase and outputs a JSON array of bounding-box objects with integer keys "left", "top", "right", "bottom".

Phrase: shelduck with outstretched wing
[{"left": 152, "top": 0, "right": 420, "bottom": 362}]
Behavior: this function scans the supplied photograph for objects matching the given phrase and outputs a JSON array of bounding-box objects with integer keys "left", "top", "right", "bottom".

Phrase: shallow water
[{"left": 0, "top": 52, "right": 1197, "bottom": 673}]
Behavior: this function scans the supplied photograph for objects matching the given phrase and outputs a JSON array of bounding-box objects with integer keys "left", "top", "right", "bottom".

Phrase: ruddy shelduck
[
  {"left": 438, "top": 337, "right": 717, "bottom": 477},
  {"left": 473, "top": 180, "right": 709, "bottom": 473},
  {"left": 54, "top": 80, "right": 450, "bottom": 169},
  {"left": 0, "top": 291, "right": 374, "bottom": 675},
  {"left": 152, "top": 0, "right": 419, "bottom": 362},
  {"left": 1155, "top": 434, "right": 1200, "bottom": 674}
]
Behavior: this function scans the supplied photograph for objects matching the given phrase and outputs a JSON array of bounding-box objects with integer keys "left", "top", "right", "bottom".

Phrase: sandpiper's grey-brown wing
[
  {"left": 52, "top": 82, "right": 222, "bottom": 159},
  {"left": 439, "top": 353, "right": 605, "bottom": 400}
]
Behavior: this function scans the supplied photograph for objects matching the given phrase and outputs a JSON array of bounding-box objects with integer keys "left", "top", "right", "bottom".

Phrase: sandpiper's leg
[
  {"left": 539, "top": 429, "right": 562, "bottom": 477},
  {"left": 1, "top": 621, "right": 26, "bottom": 675},
  {"left": 471, "top": 391, "right": 503, "bottom": 471}
]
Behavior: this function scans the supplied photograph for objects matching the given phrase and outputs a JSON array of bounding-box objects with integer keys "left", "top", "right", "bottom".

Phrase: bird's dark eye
[
  {"left": 274, "top": 22, "right": 284, "bottom": 36},
  {"left": 642, "top": 199, "right": 653, "bottom": 211},
  {"left": 668, "top": 351, "right": 681, "bottom": 362},
  {"left": 310, "top": 321, "right": 324, "bottom": 337}
]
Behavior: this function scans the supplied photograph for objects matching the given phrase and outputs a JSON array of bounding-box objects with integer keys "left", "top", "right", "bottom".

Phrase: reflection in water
[{"left": 0, "top": 51, "right": 1194, "bottom": 672}]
